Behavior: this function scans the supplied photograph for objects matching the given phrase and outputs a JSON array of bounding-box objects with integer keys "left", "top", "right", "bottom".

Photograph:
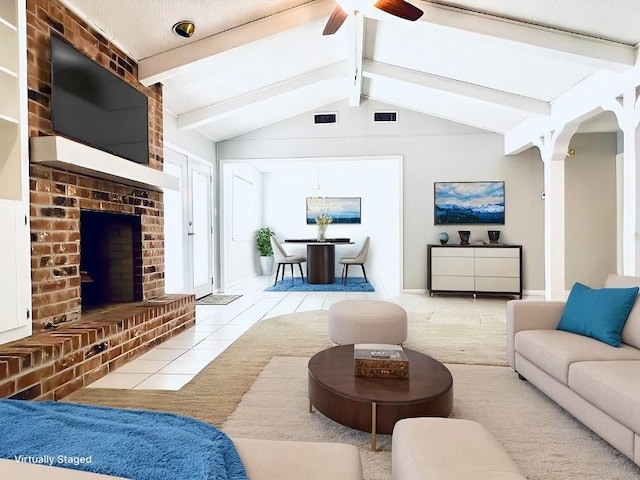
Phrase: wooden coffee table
[{"left": 308, "top": 345, "right": 453, "bottom": 450}]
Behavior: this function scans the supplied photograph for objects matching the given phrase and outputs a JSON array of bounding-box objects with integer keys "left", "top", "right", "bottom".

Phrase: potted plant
[{"left": 256, "top": 227, "right": 274, "bottom": 275}]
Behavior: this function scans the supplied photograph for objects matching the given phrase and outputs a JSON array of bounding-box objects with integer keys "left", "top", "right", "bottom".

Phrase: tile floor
[{"left": 85, "top": 275, "right": 514, "bottom": 391}]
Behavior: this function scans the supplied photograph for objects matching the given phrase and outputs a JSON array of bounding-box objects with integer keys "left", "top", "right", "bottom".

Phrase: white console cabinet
[
  {"left": 427, "top": 244, "right": 522, "bottom": 298},
  {"left": 0, "top": 0, "right": 31, "bottom": 344}
]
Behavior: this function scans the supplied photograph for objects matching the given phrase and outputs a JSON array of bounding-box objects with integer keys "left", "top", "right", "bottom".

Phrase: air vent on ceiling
[
  {"left": 373, "top": 111, "right": 398, "bottom": 122},
  {"left": 313, "top": 112, "right": 337, "bottom": 125}
]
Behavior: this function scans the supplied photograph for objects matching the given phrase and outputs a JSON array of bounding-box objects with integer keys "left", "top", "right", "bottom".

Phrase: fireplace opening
[{"left": 80, "top": 210, "right": 143, "bottom": 311}]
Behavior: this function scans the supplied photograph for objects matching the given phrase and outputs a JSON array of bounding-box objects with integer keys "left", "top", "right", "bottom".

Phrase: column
[
  {"left": 606, "top": 88, "right": 640, "bottom": 276},
  {"left": 535, "top": 123, "right": 579, "bottom": 300}
]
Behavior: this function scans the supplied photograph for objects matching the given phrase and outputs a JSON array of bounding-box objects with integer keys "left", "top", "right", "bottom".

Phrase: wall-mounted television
[
  {"left": 434, "top": 181, "right": 505, "bottom": 225},
  {"left": 50, "top": 34, "right": 149, "bottom": 165}
]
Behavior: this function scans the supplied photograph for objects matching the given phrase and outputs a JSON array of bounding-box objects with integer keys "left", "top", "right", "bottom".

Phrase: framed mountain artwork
[{"left": 434, "top": 181, "right": 505, "bottom": 225}]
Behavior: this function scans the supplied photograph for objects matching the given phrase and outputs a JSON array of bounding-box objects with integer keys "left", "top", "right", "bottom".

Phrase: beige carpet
[
  {"left": 66, "top": 309, "right": 506, "bottom": 426},
  {"left": 64, "top": 308, "right": 640, "bottom": 478},
  {"left": 223, "top": 356, "right": 640, "bottom": 480}
]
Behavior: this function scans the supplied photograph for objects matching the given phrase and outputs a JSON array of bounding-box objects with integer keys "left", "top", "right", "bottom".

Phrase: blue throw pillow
[{"left": 557, "top": 282, "right": 639, "bottom": 347}]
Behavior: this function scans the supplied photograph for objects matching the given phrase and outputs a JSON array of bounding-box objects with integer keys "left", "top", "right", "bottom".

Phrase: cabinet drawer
[
  {"left": 475, "top": 277, "right": 520, "bottom": 293},
  {"left": 474, "top": 248, "right": 520, "bottom": 258},
  {"left": 431, "top": 275, "right": 475, "bottom": 292},
  {"left": 432, "top": 257, "right": 474, "bottom": 276},
  {"left": 475, "top": 257, "right": 520, "bottom": 277},
  {"left": 430, "top": 247, "right": 474, "bottom": 258}
]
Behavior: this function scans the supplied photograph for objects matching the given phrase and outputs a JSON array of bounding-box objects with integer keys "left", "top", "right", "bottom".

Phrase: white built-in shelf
[
  {"left": 30, "top": 135, "right": 181, "bottom": 191},
  {"left": 0, "top": 113, "right": 17, "bottom": 127},
  {"left": 0, "top": 43, "right": 18, "bottom": 74},
  {"left": 0, "top": 63, "right": 16, "bottom": 76},
  {"left": 0, "top": 7, "right": 19, "bottom": 80},
  {"left": 0, "top": 16, "right": 16, "bottom": 35},
  {"left": 0, "top": 0, "right": 18, "bottom": 127},
  {"left": 0, "top": 0, "right": 31, "bottom": 344},
  {"left": 0, "top": 0, "right": 17, "bottom": 28},
  {"left": 0, "top": 68, "right": 18, "bottom": 122}
]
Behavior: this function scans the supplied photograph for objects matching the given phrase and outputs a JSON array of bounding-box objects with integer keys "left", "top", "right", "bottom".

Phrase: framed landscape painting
[
  {"left": 434, "top": 181, "right": 505, "bottom": 225},
  {"left": 306, "top": 197, "right": 361, "bottom": 224}
]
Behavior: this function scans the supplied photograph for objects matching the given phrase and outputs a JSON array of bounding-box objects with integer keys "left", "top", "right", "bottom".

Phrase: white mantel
[{"left": 30, "top": 136, "right": 180, "bottom": 191}]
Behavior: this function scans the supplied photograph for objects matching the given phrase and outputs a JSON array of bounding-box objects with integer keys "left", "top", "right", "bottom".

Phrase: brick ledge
[{"left": 0, "top": 294, "right": 195, "bottom": 400}]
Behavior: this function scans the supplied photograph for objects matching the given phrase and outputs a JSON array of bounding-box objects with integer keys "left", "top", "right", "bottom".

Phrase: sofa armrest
[{"left": 506, "top": 299, "right": 566, "bottom": 369}]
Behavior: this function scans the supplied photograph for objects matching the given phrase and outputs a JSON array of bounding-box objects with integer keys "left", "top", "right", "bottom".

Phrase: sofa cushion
[
  {"left": 569, "top": 361, "right": 640, "bottom": 434},
  {"left": 557, "top": 282, "right": 638, "bottom": 347},
  {"left": 605, "top": 274, "right": 640, "bottom": 349},
  {"left": 515, "top": 330, "right": 640, "bottom": 385}
]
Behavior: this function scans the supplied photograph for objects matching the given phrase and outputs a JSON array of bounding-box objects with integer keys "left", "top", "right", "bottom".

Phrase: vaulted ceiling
[{"left": 62, "top": 0, "right": 640, "bottom": 151}]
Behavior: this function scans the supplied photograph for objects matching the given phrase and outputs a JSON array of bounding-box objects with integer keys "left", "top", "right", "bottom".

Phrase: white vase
[{"left": 259, "top": 256, "right": 274, "bottom": 276}]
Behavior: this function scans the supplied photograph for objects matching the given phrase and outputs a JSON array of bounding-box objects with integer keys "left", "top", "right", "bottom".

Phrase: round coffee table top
[{"left": 308, "top": 345, "right": 453, "bottom": 439}]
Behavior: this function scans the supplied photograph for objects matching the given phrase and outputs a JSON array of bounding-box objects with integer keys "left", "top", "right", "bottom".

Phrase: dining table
[{"left": 284, "top": 238, "right": 354, "bottom": 284}]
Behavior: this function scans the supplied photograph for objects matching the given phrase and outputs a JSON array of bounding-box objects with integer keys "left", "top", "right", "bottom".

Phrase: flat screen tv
[{"left": 50, "top": 35, "right": 149, "bottom": 165}]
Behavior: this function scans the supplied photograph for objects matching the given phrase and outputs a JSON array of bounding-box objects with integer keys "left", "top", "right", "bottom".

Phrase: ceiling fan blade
[
  {"left": 323, "top": 6, "right": 349, "bottom": 35},
  {"left": 374, "top": 0, "right": 423, "bottom": 21}
]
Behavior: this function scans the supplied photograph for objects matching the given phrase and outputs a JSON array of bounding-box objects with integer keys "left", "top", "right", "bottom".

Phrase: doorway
[
  {"left": 164, "top": 148, "right": 214, "bottom": 298},
  {"left": 219, "top": 156, "right": 403, "bottom": 294}
]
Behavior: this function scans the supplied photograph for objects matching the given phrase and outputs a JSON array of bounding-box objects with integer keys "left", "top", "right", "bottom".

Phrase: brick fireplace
[
  {"left": 0, "top": 0, "right": 196, "bottom": 400},
  {"left": 29, "top": 168, "right": 165, "bottom": 331}
]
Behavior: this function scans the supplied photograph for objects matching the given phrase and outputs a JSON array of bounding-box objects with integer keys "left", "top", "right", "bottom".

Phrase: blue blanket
[{"left": 0, "top": 399, "right": 248, "bottom": 480}]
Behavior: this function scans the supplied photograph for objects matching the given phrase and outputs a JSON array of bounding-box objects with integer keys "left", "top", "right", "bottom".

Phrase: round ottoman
[{"left": 328, "top": 300, "right": 407, "bottom": 345}]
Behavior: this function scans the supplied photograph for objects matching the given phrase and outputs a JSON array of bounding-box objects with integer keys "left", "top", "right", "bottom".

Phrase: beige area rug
[
  {"left": 66, "top": 309, "right": 506, "bottom": 425},
  {"left": 223, "top": 356, "right": 640, "bottom": 480}
]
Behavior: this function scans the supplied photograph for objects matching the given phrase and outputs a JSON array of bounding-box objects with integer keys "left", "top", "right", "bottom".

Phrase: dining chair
[
  {"left": 339, "top": 236, "right": 370, "bottom": 284},
  {"left": 270, "top": 237, "right": 307, "bottom": 286}
]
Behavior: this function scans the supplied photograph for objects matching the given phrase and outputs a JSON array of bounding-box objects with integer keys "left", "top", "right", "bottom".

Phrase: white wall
[
  {"left": 221, "top": 163, "right": 263, "bottom": 288},
  {"left": 217, "top": 99, "right": 617, "bottom": 292},
  {"left": 219, "top": 98, "right": 544, "bottom": 291},
  {"left": 565, "top": 133, "right": 617, "bottom": 288}
]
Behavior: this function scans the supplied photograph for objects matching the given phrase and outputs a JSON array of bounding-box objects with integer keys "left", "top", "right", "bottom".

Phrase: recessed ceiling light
[{"left": 172, "top": 21, "right": 195, "bottom": 38}]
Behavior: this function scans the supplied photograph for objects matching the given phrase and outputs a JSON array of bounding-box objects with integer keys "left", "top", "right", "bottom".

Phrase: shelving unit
[
  {"left": 0, "top": 0, "right": 31, "bottom": 344},
  {"left": 0, "top": 2, "right": 19, "bottom": 126}
]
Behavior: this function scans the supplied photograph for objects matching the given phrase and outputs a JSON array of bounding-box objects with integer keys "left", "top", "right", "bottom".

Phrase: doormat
[{"left": 196, "top": 294, "right": 242, "bottom": 306}]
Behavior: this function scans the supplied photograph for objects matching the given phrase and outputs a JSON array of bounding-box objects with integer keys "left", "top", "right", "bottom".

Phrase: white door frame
[
  {"left": 189, "top": 159, "right": 214, "bottom": 298},
  {"left": 164, "top": 145, "right": 214, "bottom": 298}
]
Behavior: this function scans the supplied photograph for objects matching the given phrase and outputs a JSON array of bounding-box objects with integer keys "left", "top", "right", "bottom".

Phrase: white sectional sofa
[{"left": 507, "top": 274, "right": 640, "bottom": 466}]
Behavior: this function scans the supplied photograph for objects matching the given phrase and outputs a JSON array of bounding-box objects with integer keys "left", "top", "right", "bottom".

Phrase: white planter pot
[{"left": 259, "top": 256, "right": 274, "bottom": 276}]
